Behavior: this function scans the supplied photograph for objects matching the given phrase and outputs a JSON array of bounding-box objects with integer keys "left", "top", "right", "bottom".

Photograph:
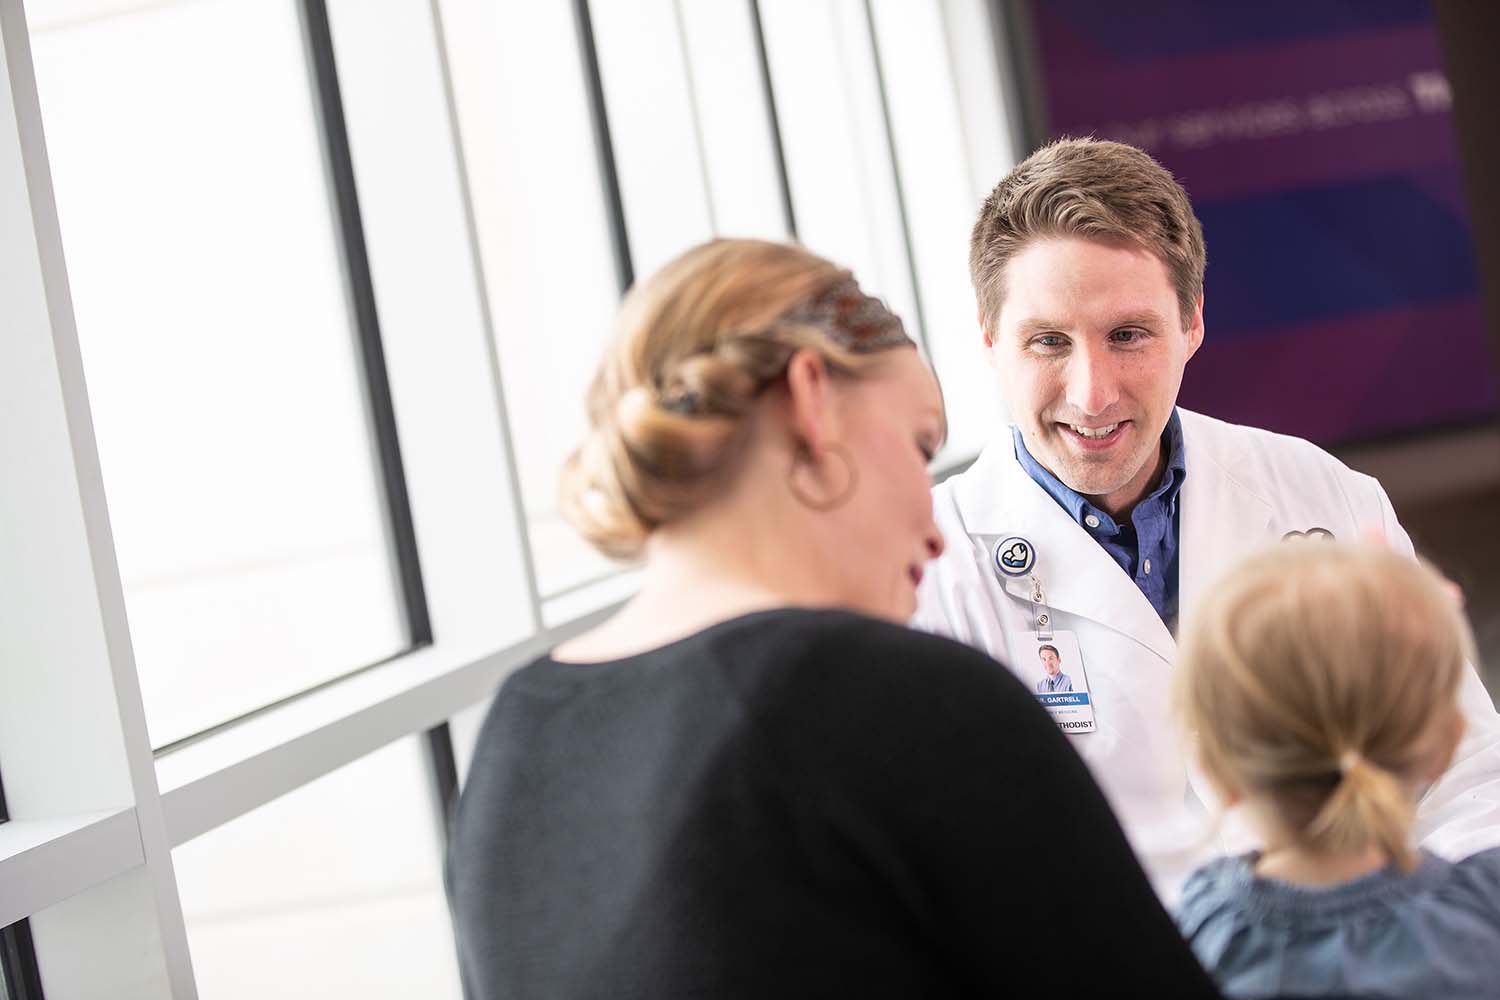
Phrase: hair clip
[
  {"left": 780, "top": 277, "right": 914, "bottom": 353},
  {"left": 660, "top": 389, "right": 700, "bottom": 415}
]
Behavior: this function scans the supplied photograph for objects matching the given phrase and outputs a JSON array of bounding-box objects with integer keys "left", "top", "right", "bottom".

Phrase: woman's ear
[{"left": 783, "top": 349, "right": 836, "bottom": 456}]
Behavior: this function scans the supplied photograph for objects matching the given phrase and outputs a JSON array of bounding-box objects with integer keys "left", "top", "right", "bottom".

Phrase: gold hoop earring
[{"left": 787, "top": 442, "right": 858, "bottom": 512}]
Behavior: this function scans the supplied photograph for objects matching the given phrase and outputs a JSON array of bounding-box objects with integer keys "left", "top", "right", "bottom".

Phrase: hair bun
[{"left": 559, "top": 239, "right": 907, "bottom": 559}]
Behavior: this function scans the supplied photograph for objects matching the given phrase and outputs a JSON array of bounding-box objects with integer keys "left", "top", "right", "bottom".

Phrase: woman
[{"left": 448, "top": 240, "right": 1220, "bottom": 997}]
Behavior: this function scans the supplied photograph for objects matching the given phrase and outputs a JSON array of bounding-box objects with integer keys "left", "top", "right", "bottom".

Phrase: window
[
  {"left": 0, "top": 1, "right": 1017, "bottom": 992},
  {"left": 171, "top": 737, "right": 459, "bottom": 998},
  {"left": 758, "top": 0, "right": 922, "bottom": 346},
  {"left": 675, "top": 0, "right": 793, "bottom": 240},
  {"left": 0, "top": 773, "right": 42, "bottom": 1000},
  {"left": 27, "top": 0, "right": 412, "bottom": 748},
  {"left": 436, "top": 0, "right": 626, "bottom": 605},
  {"left": 868, "top": 0, "right": 1010, "bottom": 460}
]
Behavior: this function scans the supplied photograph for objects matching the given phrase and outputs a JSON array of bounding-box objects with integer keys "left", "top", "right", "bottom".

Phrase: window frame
[{"left": 0, "top": 772, "right": 45, "bottom": 1000}]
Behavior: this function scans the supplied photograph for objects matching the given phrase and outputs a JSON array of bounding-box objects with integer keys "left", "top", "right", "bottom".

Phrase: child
[{"left": 1174, "top": 542, "right": 1500, "bottom": 999}]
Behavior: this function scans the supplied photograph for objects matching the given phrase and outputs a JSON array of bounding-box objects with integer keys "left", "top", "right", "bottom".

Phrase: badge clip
[{"left": 1028, "top": 572, "right": 1054, "bottom": 642}]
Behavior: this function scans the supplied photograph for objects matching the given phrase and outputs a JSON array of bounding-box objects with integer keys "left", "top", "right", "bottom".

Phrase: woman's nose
[{"left": 925, "top": 528, "right": 945, "bottom": 560}]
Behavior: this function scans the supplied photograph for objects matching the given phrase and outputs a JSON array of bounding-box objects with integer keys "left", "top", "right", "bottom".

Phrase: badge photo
[{"left": 1012, "top": 630, "right": 1095, "bottom": 735}]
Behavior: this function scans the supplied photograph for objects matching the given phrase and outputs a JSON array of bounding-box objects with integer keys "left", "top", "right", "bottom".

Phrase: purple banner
[{"left": 1028, "top": 1, "right": 1499, "bottom": 445}]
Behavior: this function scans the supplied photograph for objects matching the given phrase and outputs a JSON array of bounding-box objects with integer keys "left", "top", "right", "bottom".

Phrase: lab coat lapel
[
  {"left": 1176, "top": 412, "right": 1274, "bottom": 624},
  {"left": 954, "top": 438, "right": 1176, "bottom": 663}
]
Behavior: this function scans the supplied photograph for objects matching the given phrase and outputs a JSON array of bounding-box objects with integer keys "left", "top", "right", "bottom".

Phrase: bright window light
[{"left": 28, "top": 0, "right": 407, "bottom": 747}]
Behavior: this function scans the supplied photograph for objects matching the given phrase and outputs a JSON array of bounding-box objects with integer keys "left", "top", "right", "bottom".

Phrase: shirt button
[
  {"left": 1084, "top": 515, "right": 1100, "bottom": 529},
  {"left": 1144, "top": 559, "right": 1153, "bottom": 575}
]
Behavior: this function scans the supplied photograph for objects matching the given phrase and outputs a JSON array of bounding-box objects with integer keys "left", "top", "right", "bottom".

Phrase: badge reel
[{"left": 993, "top": 537, "right": 1097, "bottom": 735}]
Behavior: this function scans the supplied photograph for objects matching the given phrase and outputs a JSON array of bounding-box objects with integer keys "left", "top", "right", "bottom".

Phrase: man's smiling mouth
[{"left": 1057, "top": 421, "right": 1130, "bottom": 450}]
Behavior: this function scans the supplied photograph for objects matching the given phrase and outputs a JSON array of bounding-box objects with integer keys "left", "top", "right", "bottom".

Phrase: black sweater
[{"left": 448, "top": 608, "right": 1221, "bottom": 998}]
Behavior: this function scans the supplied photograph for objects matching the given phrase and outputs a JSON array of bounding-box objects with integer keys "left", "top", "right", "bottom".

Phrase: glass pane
[
  {"left": 869, "top": 0, "right": 1004, "bottom": 460},
  {"left": 172, "top": 738, "right": 460, "bottom": 998},
  {"left": 0, "top": 927, "right": 12, "bottom": 1000},
  {"left": 27, "top": 0, "right": 407, "bottom": 746},
  {"left": 26, "top": 867, "right": 176, "bottom": 998},
  {"left": 589, "top": 0, "right": 715, "bottom": 282},
  {"left": 0, "top": 920, "right": 38, "bottom": 1000},
  {"left": 676, "top": 0, "right": 790, "bottom": 240},
  {"left": 436, "top": 0, "right": 624, "bottom": 600},
  {"left": 758, "top": 0, "right": 921, "bottom": 344}
]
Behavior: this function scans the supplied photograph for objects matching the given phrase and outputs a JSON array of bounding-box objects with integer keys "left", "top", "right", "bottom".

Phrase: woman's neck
[{"left": 552, "top": 500, "right": 839, "bottom": 663}]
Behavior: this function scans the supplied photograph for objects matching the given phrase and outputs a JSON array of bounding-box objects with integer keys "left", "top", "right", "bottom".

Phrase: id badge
[{"left": 1011, "top": 630, "right": 1095, "bottom": 735}]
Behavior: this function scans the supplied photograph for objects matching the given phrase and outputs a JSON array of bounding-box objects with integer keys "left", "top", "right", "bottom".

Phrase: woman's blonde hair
[
  {"left": 1176, "top": 543, "right": 1473, "bottom": 871},
  {"left": 560, "top": 239, "right": 914, "bottom": 559}
]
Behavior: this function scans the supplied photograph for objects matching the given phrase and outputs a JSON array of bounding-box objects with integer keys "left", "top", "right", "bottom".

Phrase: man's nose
[{"left": 1063, "top": 344, "right": 1120, "bottom": 417}]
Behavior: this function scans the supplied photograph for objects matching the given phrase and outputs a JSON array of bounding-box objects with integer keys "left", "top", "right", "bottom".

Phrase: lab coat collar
[
  {"left": 1175, "top": 410, "right": 1274, "bottom": 624},
  {"left": 954, "top": 436, "right": 1177, "bottom": 662},
  {"left": 952, "top": 409, "right": 1274, "bottom": 661}
]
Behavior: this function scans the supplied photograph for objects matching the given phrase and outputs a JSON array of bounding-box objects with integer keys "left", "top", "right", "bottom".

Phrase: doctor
[
  {"left": 1034, "top": 644, "right": 1071, "bottom": 693},
  {"left": 913, "top": 137, "right": 1500, "bottom": 902}
]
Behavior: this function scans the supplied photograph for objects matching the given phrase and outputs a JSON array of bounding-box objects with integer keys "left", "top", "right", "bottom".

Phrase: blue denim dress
[{"left": 1176, "top": 848, "right": 1500, "bottom": 999}]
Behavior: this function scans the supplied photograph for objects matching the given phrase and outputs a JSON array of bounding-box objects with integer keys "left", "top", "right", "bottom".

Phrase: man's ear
[
  {"left": 783, "top": 348, "right": 835, "bottom": 457},
  {"left": 1184, "top": 293, "right": 1206, "bottom": 361},
  {"left": 979, "top": 305, "right": 995, "bottom": 350}
]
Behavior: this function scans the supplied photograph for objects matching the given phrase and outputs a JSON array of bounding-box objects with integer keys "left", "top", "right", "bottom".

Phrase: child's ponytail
[
  {"left": 1305, "top": 751, "right": 1417, "bottom": 871},
  {"left": 1177, "top": 543, "right": 1473, "bottom": 873}
]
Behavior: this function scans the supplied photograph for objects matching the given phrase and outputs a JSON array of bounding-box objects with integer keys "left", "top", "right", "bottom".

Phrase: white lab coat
[{"left": 913, "top": 407, "right": 1500, "bottom": 903}]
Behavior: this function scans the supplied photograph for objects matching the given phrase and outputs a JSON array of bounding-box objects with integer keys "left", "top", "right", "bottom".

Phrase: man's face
[
  {"left": 985, "top": 237, "right": 1203, "bottom": 516},
  {"left": 1039, "top": 647, "right": 1061, "bottom": 676}
]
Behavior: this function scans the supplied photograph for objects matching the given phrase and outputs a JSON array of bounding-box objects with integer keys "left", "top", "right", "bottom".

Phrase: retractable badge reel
[
  {"left": 993, "top": 536, "right": 1052, "bottom": 641},
  {"left": 994, "top": 536, "right": 1095, "bottom": 733}
]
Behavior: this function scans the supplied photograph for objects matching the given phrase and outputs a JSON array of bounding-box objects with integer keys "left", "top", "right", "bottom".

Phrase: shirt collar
[{"left": 1011, "top": 409, "right": 1187, "bottom": 535}]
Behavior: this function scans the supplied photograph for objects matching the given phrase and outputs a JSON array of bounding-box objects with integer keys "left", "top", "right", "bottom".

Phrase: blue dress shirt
[
  {"left": 1035, "top": 671, "right": 1073, "bottom": 694},
  {"left": 1012, "top": 410, "right": 1186, "bottom": 627}
]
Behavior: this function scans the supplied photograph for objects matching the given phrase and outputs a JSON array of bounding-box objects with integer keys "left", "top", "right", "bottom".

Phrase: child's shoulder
[
  {"left": 1174, "top": 849, "right": 1500, "bottom": 944},
  {"left": 1176, "top": 851, "right": 1500, "bottom": 1000},
  {"left": 1174, "top": 854, "right": 1254, "bottom": 939},
  {"left": 1440, "top": 847, "right": 1500, "bottom": 921}
]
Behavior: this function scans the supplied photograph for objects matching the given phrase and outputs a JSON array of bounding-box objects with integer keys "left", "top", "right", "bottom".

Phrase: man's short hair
[
  {"left": 1038, "top": 644, "right": 1060, "bottom": 660},
  {"left": 969, "top": 137, "right": 1207, "bottom": 333}
]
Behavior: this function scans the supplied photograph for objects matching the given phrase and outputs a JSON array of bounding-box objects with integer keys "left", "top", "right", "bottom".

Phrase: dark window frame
[
  {"left": 0, "top": 771, "right": 45, "bottom": 1000},
  {"left": 574, "top": 0, "right": 635, "bottom": 295},
  {"left": 297, "top": 0, "right": 463, "bottom": 864}
]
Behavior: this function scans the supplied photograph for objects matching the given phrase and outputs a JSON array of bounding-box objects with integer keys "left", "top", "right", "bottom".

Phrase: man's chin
[{"left": 1043, "top": 456, "right": 1125, "bottom": 495}]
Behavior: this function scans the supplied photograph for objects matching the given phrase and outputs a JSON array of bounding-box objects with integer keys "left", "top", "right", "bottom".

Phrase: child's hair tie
[{"left": 1338, "top": 749, "right": 1364, "bottom": 775}]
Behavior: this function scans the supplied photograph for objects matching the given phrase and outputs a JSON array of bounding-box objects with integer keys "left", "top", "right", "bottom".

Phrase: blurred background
[{"left": 2, "top": 1, "right": 1497, "bottom": 997}]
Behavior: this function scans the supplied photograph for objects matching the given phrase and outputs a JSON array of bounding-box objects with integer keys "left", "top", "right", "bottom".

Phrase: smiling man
[{"left": 913, "top": 137, "right": 1500, "bottom": 902}]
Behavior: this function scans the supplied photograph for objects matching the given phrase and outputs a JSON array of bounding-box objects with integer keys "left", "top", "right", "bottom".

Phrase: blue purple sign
[{"left": 1028, "top": 0, "right": 1499, "bottom": 445}]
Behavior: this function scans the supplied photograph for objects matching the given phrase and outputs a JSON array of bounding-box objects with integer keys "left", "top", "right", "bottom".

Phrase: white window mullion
[{"left": 0, "top": 3, "right": 195, "bottom": 996}]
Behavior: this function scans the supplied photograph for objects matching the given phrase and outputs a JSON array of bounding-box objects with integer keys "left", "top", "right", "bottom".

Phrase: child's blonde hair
[{"left": 1176, "top": 543, "right": 1473, "bottom": 871}]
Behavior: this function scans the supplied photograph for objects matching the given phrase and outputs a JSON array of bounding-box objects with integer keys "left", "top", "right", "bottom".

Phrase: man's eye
[
  {"left": 1112, "top": 328, "right": 1145, "bottom": 344},
  {"left": 1034, "top": 335, "right": 1066, "bottom": 349}
]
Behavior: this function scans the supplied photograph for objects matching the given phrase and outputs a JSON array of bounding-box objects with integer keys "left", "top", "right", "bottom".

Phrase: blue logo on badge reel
[{"left": 994, "top": 536, "right": 1035, "bottom": 577}]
